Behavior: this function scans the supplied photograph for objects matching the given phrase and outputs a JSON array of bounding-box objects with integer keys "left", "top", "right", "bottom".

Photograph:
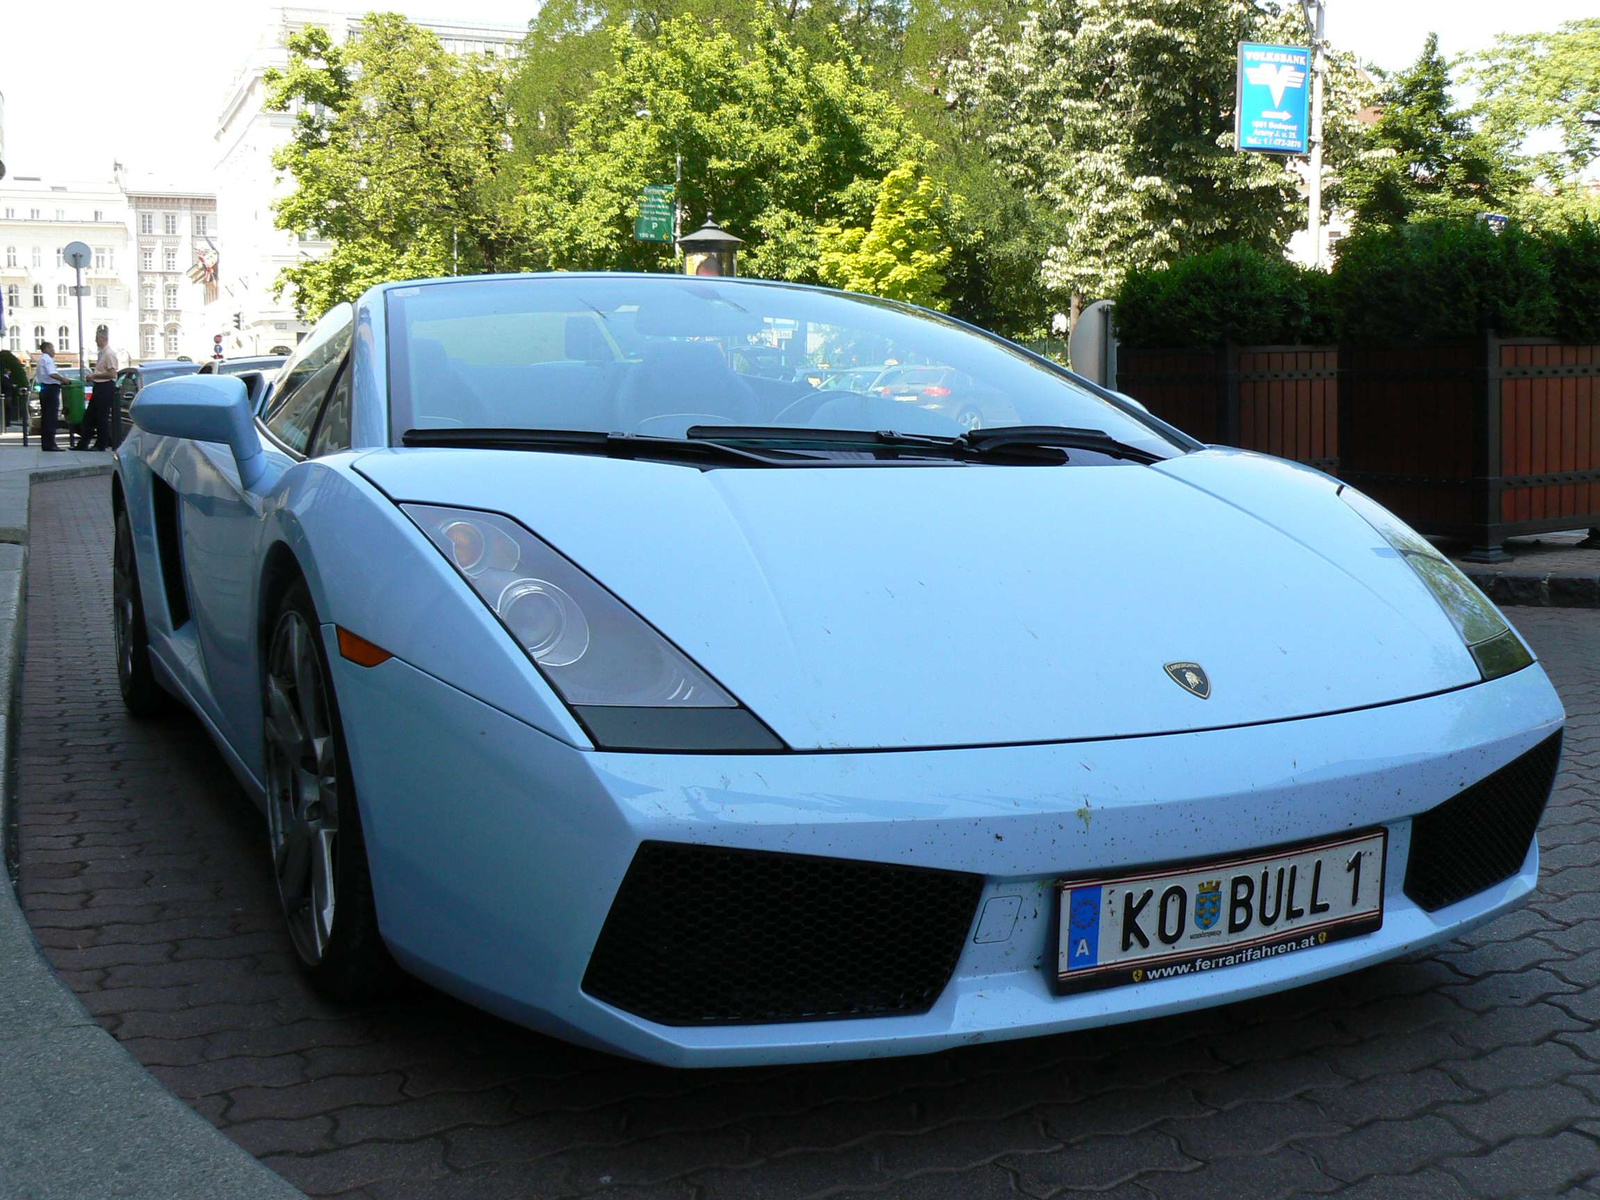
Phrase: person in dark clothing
[
  {"left": 35, "top": 342, "right": 71, "bottom": 452},
  {"left": 76, "top": 326, "right": 118, "bottom": 451}
]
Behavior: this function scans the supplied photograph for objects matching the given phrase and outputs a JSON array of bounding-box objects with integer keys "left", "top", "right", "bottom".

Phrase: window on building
[
  {"left": 33, "top": 325, "right": 46, "bottom": 348},
  {"left": 162, "top": 213, "right": 178, "bottom": 235},
  {"left": 193, "top": 213, "right": 208, "bottom": 236},
  {"left": 6, "top": 327, "right": 18, "bottom": 353},
  {"left": 2, "top": 208, "right": 12, "bottom": 219},
  {"left": 164, "top": 250, "right": 177, "bottom": 271},
  {"left": 31, "top": 246, "right": 41, "bottom": 268},
  {"left": 54, "top": 209, "right": 64, "bottom": 221},
  {"left": 28, "top": 209, "right": 39, "bottom": 220},
  {"left": 58, "top": 326, "right": 71, "bottom": 352},
  {"left": 141, "top": 249, "right": 153, "bottom": 271},
  {"left": 4, "top": 285, "right": 17, "bottom": 311},
  {"left": 165, "top": 328, "right": 180, "bottom": 354},
  {"left": 95, "top": 286, "right": 109, "bottom": 309},
  {"left": 54, "top": 248, "right": 62, "bottom": 268},
  {"left": 4, "top": 246, "right": 14, "bottom": 267},
  {"left": 93, "top": 209, "right": 103, "bottom": 222},
  {"left": 139, "top": 213, "right": 154, "bottom": 234},
  {"left": 164, "top": 284, "right": 179, "bottom": 310},
  {"left": 93, "top": 247, "right": 106, "bottom": 270},
  {"left": 142, "top": 330, "right": 156, "bottom": 357},
  {"left": 31, "top": 285, "right": 44, "bottom": 307},
  {"left": 141, "top": 285, "right": 155, "bottom": 310},
  {"left": 56, "top": 285, "right": 67, "bottom": 307}
]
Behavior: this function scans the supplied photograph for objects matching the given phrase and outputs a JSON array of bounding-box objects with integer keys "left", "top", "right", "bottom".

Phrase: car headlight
[
  {"left": 1340, "top": 487, "right": 1533, "bottom": 681},
  {"left": 404, "top": 504, "right": 784, "bottom": 752}
]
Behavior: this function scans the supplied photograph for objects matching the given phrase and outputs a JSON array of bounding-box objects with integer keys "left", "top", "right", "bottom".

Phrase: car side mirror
[{"left": 130, "top": 374, "right": 268, "bottom": 489}]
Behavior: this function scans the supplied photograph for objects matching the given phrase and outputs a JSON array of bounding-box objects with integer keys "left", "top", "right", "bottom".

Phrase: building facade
[
  {"left": 0, "top": 175, "right": 134, "bottom": 371},
  {"left": 209, "top": 7, "right": 523, "bottom": 353},
  {"left": 118, "top": 177, "right": 220, "bottom": 363}
]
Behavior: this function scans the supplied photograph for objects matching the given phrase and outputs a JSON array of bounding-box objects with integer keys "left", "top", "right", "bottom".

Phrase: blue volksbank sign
[{"left": 1235, "top": 43, "right": 1312, "bottom": 155}]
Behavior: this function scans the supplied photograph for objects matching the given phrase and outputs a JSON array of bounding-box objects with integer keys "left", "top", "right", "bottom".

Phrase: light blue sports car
[{"left": 113, "top": 274, "right": 1564, "bottom": 1067}]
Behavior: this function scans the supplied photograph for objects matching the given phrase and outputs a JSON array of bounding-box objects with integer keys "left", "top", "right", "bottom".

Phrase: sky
[{"left": 0, "top": 0, "right": 1594, "bottom": 186}]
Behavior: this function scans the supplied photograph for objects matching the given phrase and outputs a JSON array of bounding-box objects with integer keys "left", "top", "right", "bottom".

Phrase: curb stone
[
  {"left": 0, "top": 458, "right": 304, "bottom": 1200},
  {"left": 1463, "top": 568, "right": 1600, "bottom": 609}
]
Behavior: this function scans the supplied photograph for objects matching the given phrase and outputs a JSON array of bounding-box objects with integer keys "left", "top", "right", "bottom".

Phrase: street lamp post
[{"left": 63, "top": 240, "right": 92, "bottom": 435}]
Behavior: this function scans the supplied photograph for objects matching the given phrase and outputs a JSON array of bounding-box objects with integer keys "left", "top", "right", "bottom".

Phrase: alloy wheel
[{"left": 264, "top": 610, "right": 341, "bottom": 965}]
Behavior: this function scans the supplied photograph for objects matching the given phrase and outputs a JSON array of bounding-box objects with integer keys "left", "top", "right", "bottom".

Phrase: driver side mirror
[{"left": 130, "top": 373, "right": 268, "bottom": 489}]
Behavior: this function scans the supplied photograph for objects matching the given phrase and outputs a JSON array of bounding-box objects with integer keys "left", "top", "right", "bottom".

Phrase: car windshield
[{"left": 385, "top": 276, "right": 1184, "bottom": 456}]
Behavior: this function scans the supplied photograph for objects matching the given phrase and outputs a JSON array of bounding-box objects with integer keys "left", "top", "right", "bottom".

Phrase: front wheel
[
  {"left": 113, "top": 508, "right": 171, "bottom": 717},
  {"left": 263, "top": 579, "right": 398, "bottom": 999}
]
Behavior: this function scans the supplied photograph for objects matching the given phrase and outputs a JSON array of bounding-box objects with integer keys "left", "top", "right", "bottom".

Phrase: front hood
[{"left": 356, "top": 448, "right": 1482, "bottom": 750}]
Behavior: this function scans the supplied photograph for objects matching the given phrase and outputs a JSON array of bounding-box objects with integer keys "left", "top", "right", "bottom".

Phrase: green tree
[
  {"left": 1342, "top": 34, "right": 1520, "bottom": 229},
  {"left": 265, "top": 15, "right": 517, "bottom": 316},
  {"left": 1465, "top": 19, "right": 1600, "bottom": 186},
  {"left": 948, "top": 0, "right": 1331, "bottom": 304},
  {"left": 817, "top": 161, "right": 955, "bottom": 308},
  {"left": 513, "top": 15, "right": 912, "bottom": 278}
]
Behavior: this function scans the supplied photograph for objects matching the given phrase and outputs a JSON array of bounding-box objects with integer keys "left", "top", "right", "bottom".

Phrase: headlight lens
[
  {"left": 405, "top": 504, "right": 783, "bottom": 751},
  {"left": 1340, "top": 487, "right": 1533, "bottom": 681}
]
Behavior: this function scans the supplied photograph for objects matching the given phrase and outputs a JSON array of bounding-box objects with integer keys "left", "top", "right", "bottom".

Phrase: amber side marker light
[{"left": 337, "top": 627, "right": 394, "bottom": 668}]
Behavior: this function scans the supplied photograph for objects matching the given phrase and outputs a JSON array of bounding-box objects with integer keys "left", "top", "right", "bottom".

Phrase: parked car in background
[
  {"left": 816, "top": 364, "right": 896, "bottom": 394},
  {"left": 869, "top": 364, "right": 1019, "bottom": 431},
  {"left": 197, "top": 355, "right": 289, "bottom": 416}
]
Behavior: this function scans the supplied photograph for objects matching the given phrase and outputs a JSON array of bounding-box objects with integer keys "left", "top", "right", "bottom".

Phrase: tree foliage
[
  {"left": 817, "top": 162, "right": 955, "bottom": 309},
  {"left": 512, "top": 15, "right": 910, "bottom": 279},
  {"left": 1464, "top": 19, "right": 1600, "bottom": 186},
  {"left": 264, "top": 16, "right": 516, "bottom": 314},
  {"left": 1341, "top": 34, "right": 1521, "bottom": 229}
]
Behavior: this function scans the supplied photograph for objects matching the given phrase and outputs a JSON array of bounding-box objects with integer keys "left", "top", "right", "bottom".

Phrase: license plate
[{"left": 1057, "top": 830, "right": 1386, "bottom": 994}]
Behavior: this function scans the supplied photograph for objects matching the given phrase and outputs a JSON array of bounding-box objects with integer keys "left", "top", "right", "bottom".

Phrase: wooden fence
[
  {"left": 1118, "top": 335, "right": 1600, "bottom": 561},
  {"left": 1117, "top": 344, "right": 1338, "bottom": 471}
]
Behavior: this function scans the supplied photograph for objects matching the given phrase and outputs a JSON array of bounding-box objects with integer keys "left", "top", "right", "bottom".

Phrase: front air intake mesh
[
  {"left": 583, "top": 842, "right": 984, "bottom": 1026},
  {"left": 1404, "top": 732, "right": 1563, "bottom": 912}
]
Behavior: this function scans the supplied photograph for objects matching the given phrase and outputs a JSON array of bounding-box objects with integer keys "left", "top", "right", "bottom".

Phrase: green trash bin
[{"left": 63, "top": 380, "right": 87, "bottom": 424}]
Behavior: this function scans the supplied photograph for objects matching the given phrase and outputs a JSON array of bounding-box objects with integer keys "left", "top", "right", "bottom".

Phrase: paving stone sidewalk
[{"left": 16, "top": 472, "right": 1600, "bottom": 1200}]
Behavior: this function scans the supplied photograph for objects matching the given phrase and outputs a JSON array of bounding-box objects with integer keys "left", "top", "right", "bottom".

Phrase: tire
[
  {"left": 113, "top": 508, "right": 172, "bottom": 717},
  {"left": 262, "top": 578, "right": 399, "bottom": 999}
]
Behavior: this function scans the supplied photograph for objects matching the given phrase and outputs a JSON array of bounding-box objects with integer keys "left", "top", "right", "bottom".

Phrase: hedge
[{"left": 1113, "top": 217, "right": 1600, "bottom": 348}]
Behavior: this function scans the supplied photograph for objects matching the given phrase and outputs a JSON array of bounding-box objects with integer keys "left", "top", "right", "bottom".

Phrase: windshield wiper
[
  {"left": 686, "top": 425, "right": 1067, "bottom": 464},
  {"left": 961, "top": 425, "right": 1166, "bottom": 464},
  {"left": 401, "top": 426, "right": 797, "bottom": 466}
]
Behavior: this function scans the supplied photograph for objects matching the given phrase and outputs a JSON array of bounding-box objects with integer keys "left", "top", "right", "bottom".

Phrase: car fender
[{"left": 252, "top": 456, "right": 592, "bottom": 785}]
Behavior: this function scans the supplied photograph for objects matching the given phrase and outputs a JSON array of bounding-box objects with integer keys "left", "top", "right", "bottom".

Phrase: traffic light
[{"left": 232, "top": 312, "right": 242, "bottom": 330}]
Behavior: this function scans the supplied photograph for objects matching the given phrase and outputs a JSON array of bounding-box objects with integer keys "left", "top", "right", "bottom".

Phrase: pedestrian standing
[
  {"left": 77, "top": 325, "right": 118, "bottom": 451},
  {"left": 35, "top": 341, "right": 71, "bottom": 453}
]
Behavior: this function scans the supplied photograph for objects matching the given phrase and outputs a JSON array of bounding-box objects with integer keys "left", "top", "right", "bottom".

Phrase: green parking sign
[{"left": 635, "top": 185, "right": 676, "bottom": 243}]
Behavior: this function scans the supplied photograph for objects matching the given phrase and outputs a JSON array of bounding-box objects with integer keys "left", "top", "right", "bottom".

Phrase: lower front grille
[
  {"left": 1404, "top": 732, "right": 1563, "bottom": 912},
  {"left": 582, "top": 842, "right": 984, "bottom": 1026}
]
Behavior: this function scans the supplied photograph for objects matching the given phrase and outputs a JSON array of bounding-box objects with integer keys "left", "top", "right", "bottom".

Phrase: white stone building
[
  {"left": 118, "top": 175, "right": 220, "bottom": 363},
  {"left": 0, "top": 175, "right": 135, "bottom": 371},
  {"left": 209, "top": 7, "right": 524, "bottom": 354}
]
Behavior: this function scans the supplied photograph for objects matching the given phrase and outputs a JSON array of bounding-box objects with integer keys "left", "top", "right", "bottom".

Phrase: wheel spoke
[
  {"left": 275, "top": 821, "right": 311, "bottom": 896},
  {"left": 265, "top": 677, "right": 306, "bottom": 765},
  {"left": 310, "top": 825, "right": 337, "bottom": 956},
  {"left": 290, "top": 620, "right": 326, "bottom": 740}
]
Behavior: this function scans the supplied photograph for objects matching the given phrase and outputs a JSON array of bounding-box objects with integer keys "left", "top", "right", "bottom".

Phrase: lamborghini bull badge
[{"left": 1164, "top": 662, "right": 1211, "bottom": 699}]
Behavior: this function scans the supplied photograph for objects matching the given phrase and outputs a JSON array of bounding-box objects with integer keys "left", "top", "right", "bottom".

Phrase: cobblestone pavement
[{"left": 16, "top": 473, "right": 1600, "bottom": 1200}]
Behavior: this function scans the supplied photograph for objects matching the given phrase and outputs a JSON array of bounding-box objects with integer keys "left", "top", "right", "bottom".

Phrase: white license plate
[{"left": 1057, "top": 830, "right": 1386, "bottom": 993}]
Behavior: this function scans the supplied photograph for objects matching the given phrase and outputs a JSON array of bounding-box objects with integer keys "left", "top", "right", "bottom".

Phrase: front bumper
[{"left": 329, "top": 647, "right": 1564, "bottom": 1067}]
